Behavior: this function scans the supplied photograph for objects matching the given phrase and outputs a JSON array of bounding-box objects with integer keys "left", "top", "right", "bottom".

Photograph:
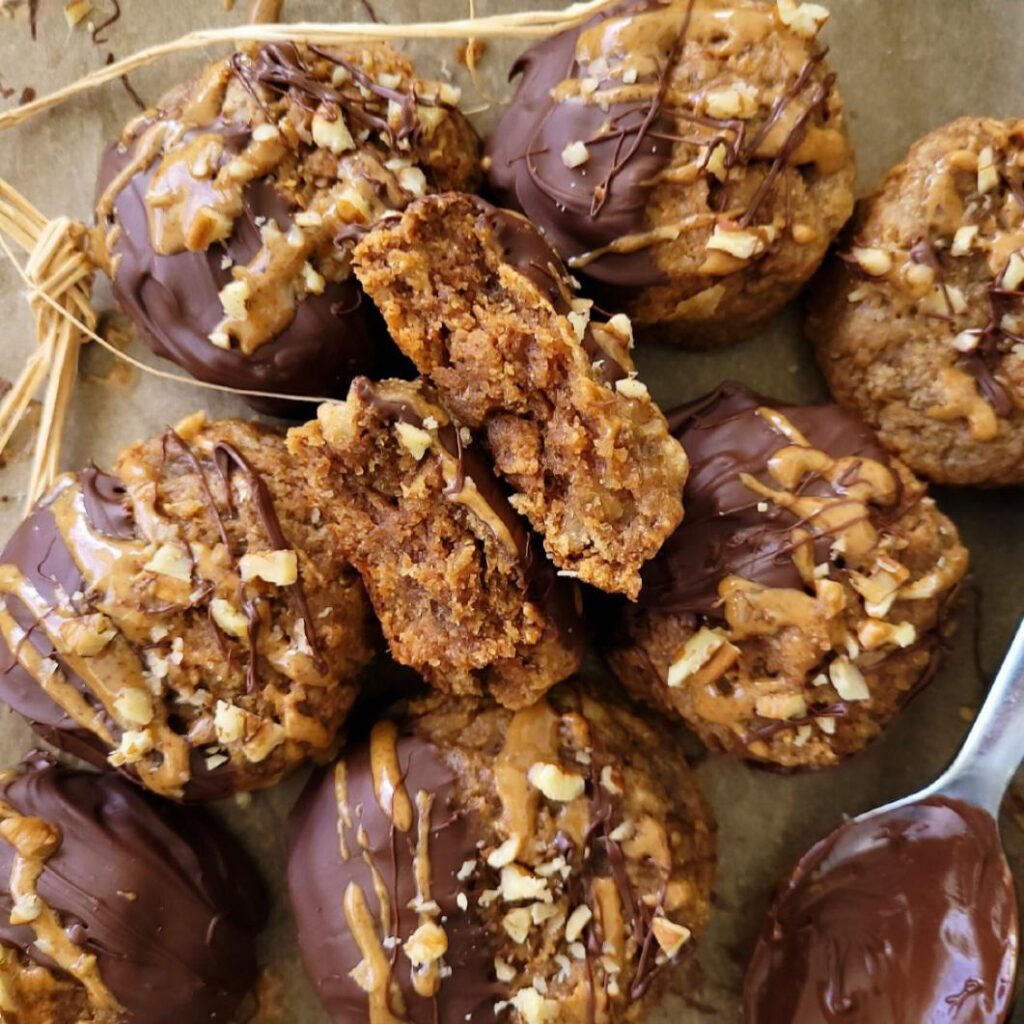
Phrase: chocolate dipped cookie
[
  {"left": 287, "top": 378, "right": 584, "bottom": 709},
  {"left": 0, "top": 756, "right": 267, "bottom": 1023},
  {"left": 352, "top": 193, "right": 689, "bottom": 598},
  {"left": 486, "top": 0, "right": 854, "bottom": 345},
  {"left": 808, "top": 116, "right": 1024, "bottom": 485},
  {"left": 95, "top": 41, "right": 480, "bottom": 414},
  {"left": 288, "top": 681, "right": 716, "bottom": 1024},
  {"left": 0, "top": 414, "right": 375, "bottom": 801},
  {"left": 606, "top": 383, "right": 968, "bottom": 769}
]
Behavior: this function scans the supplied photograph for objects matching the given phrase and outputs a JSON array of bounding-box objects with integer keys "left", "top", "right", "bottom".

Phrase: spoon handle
[{"left": 934, "top": 617, "right": 1024, "bottom": 817}]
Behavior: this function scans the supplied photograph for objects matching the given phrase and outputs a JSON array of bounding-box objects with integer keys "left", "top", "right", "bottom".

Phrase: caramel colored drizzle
[
  {"left": 494, "top": 699, "right": 561, "bottom": 843},
  {"left": 343, "top": 882, "right": 406, "bottom": 1024},
  {"left": 369, "top": 720, "right": 414, "bottom": 833},
  {"left": 0, "top": 794, "right": 122, "bottom": 1018}
]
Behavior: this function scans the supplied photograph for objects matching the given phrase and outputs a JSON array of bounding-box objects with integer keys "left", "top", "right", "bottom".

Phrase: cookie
[
  {"left": 0, "top": 756, "right": 266, "bottom": 1024},
  {"left": 287, "top": 378, "right": 584, "bottom": 709},
  {"left": 287, "top": 681, "right": 716, "bottom": 1024},
  {"left": 808, "top": 116, "right": 1024, "bottom": 485},
  {"left": 0, "top": 414, "right": 375, "bottom": 800},
  {"left": 95, "top": 42, "right": 480, "bottom": 414},
  {"left": 352, "top": 193, "right": 689, "bottom": 598},
  {"left": 485, "top": 0, "right": 854, "bottom": 345},
  {"left": 606, "top": 383, "right": 968, "bottom": 769}
]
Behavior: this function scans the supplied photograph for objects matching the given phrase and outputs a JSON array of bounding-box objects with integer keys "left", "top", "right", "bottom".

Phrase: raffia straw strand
[
  {"left": 0, "top": 224, "right": 336, "bottom": 407},
  {"left": 0, "top": 0, "right": 611, "bottom": 132}
]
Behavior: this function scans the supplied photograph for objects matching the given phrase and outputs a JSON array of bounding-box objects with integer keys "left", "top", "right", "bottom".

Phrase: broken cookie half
[
  {"left": 288, "top": 377, "right": 585, "bottom": 709},
  {"left": 352, "top": 193, "right": 689, "bottom": 599}
]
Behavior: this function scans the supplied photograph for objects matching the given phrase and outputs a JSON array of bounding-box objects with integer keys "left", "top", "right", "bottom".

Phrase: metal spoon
[{"left": 744, "top": 618, "right": 1024, "bottom": 1024}]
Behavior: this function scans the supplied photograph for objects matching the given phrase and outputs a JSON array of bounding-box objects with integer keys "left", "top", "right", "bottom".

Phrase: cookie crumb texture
[
  {"left": 486, "top": 0, "right": 854, "bottom": 344},
  {"left": 809, "top": 116, "right": 1024, "bottom": 485},
  {"left": 288, "top": 682, "right": 715, "bottom": 1024},
  {"left": 288, "top": 378, "right": 585, "bottom": 709},
  {"left": 0, "top": 416, "right": 375, "bottom": 801},
  {"left": 0, "top": 758, "right": 266, "bottom": 1024},
  {"left": 95, "top": 41, "right": 480, "bottom": 412},
  {"left": 607, "top": 384, "right": 968, "bottom": 770},
  {"left": 353, "top": 193, "right": 688, "bottom": 598}
]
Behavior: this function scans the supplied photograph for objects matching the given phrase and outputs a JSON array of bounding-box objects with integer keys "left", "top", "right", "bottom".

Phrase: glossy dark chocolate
[
  {"left": 744, "top": 797, "right": 1018, "bottom": 1024},
  {"left": 0, "top": 756, "right": 267, "bottom": 1023},
  {"left": 639, "top": 382, "right": 895, "bottom": 617},
  {"left": 97, "top": 142, "right": 392, "bottom": 418},
  {"left": 287, "top": 725, "right": 499, "bottom": 1024},
  {"left": 486, "top": 0, "right": 671, "bottom": 291}
]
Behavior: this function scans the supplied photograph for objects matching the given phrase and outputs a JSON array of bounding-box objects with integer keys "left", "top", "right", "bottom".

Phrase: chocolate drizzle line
[{"left": 211, "top": 441, "right": 326, "bottom": 675}]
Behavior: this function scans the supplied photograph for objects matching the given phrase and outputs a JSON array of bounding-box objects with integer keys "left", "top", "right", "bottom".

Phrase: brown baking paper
[{"left": 0, "top": 0, "right": 1023, "bottom": 1020}]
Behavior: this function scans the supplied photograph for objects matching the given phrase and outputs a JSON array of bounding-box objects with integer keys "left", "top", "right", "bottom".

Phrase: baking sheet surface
[{"left": 1, "top": 1, "right": 1023, "bottom": 1019}]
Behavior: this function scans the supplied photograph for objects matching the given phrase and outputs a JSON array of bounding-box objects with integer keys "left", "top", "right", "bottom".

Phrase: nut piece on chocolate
[
  {"left": 95, "top": 42, "right": 480, "bottom": 414},
  {"left": 808, "top": 116, "right": 1024, "bottom": 486},
  {"left": 287, "top": 378, "right": 584, "bottom": 709},
  {"left": 352, "top": 193, "right": 689, "bottom": 598},
  {"left": 0, "top": 756, "right": 267, "bottom": 1024},
  {"left": 485, "top": 0, "right": 854, "bottom": 346},
  {"left": 606, "top": 383, "right": 968, "bottom": 770},
  {"left": 288, "top": 681, "right": 716, "bottom": 1024},
  {"left": 0, "top": 415, "right": 375, "bottom": 801}
]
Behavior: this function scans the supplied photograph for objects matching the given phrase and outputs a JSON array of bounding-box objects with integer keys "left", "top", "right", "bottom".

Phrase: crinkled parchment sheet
[{"left": 0, "top": 1, "right": 1023, "bottom": 1020}]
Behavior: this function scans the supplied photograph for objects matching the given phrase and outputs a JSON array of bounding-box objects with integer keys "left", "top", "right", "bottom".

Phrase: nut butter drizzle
[
  {"left": 844, "top": 128, "right": 1024, "bottom": 432},
  {"left": 502, "top": 0, "right": 843, "bottom": 274},
  {"left": 0, "top": 779, "right": 122, "bottom": 1018},
  {"left": 488, "top": 697, "right": 694, "bottom": 1021},
  {"left": 0, "top": 425, "right": 333, "bottom": 798},
  {"left": 96, "top": 42, "right": 463, "bottom": 357},
  {"left": 340, "top": 720, "right": 449, "bottom": 1024}
]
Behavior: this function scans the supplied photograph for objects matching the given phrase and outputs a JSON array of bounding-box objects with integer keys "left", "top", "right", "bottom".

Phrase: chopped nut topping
[
  {"left": 704, "top": 83, "right": 759, "bottom": 120},
  {"left": 977, "top": 145, "right": 999, "bottom": 194},
  {"left": 214, "top": 700, "right": 247, "bottom": 744},
  {"left": 114, "top": 688, "right": 154, "bottom": 727},
  {"left": 403, "top": 921, "right": 448, "bottom": 965},
  {"left": 9, "top": 893, "right": 43, "bottom": 925},
  {"left": 776, "top": 0, "right": 830, "bottom": 38},
  {"left": 239, "top": 549, "right": 298, "bottom": 586},
  {"left": 508, "top": 987, "right": 558, "bottom": 1024},
  {"left": 651, "top": 916, "right": 692, "bottom": 958},
  {"left": 706, "top": 224, "right": 767, "bottom": 261},
  {"left": 394, "top": 421, "right": 434, "bottom": 461},
  {"left": 754, "top": 692, "right": 808, "bottom": 721},
  {"left": 565, "top": 905, "right": 593, "bottom": 943},
  {"left": 502, "top": 906, "right": 532, "bottom": 943},
  {"left": 614, "top": 376, "right": 649, "bottom": 400},
  {"left": 487, "top": 834, "right": 522, "bottom": 869},
  {"left": 500, "top": 865, "right": 551, "bottom": 903},
  {"left": 398, "top": 165, "right": 428, "bottom": 198},
  {"left": 858, "top": 619, "right": 917, "bottom": 650},
  {"left": 667, "top": 627, "right": 729, "bottom": 688},
  {"left": 561, "top": 141, "right": 590, "bottom": 168},
  {"left": 143, "top": 543, "right": 192, "bottom": 582},
  {"left": 108, "top": 728, "right": 155, "bottom": 767},
  {"left": 851, "top": 246, "right": 892, "bottom": 276},
  {"left": 527, "top": 762, "right": 585, "bottom": 802},
  {"left": 312, "top": 109, "right": 356, "bottom": 154},
  {"left": 218, "top": 280, "right": 251, "bottom": 321},
  {"left": 816, "top": 715, "right": 836, "bottom": 735},
  {"left": 950, "top": 225, "right": 979, "bottom": 256},
  {"left": 829, "top": 657, "right": 870, "bottom": 701},
  {"left": 600, "top": 764, "right": 623, "bottom": 796},
  {"left": 211, "top": 597, "right": 249, "bottom": 638},
  {"left": 1003, "top": 250, "right": 1024, "bottom": 291},
  {"left": 494, "top": 957, "right": 516, "bottom": 983}
]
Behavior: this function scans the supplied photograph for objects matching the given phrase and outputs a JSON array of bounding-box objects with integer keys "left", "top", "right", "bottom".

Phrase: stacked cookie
[{"left": 1, "top": 0, "right": 1012, "bottom": 1021}]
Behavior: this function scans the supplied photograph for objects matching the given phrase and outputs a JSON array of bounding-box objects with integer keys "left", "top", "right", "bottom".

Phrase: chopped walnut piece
[{"left": 527, "top": 762, "right": 586, "bottom": 802}]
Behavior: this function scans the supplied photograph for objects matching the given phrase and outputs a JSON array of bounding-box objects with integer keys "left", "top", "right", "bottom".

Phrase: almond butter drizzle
[
  {"left": 343, "top": 882, "right": 406, "bottom": 1024},
  {"left": 334, "top": 760, "right": 353, "bottom": 862},
  {"left": 495, "top": 699, "right": 561, "bottom": 844},
  {"left": 0, "top": 792, "right": 122, "bottom": 1017},
  {"left": 369, "top": 719, "right": 414, "bottom": 833}
]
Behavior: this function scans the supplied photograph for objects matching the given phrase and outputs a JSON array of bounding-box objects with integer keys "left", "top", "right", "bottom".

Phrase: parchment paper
[{"left": 1, "top": 2, "right": 1023, "bottom": 1020}]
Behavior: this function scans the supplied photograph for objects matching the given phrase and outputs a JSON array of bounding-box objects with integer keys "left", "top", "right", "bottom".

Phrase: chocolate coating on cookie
[
  {"left": 744, "top": 798, "right": 1017, "bottom": 1024},
  {"left": 0, "top": 417, "right": 374, "bottom": 801},
  {"left": 288, "top": 683, "right": 716, "bottom": 1024},
  {"left": 486, "top": 0, "right": 853, "bottom": 342},
  {"left": 607, "top": 383, "right": 968, "bottom": 769},
  {"left": 96, "top": 42, "right": 479, "bottom": 414},
  {"left": 639, "top": 382, "right": 894, "bottom": 615},
  {"left": 0, "top": 756, "right": 267, "bottom": 1024}
]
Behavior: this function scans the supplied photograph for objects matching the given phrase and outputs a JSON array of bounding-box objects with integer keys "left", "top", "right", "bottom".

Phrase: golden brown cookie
[
  {"left": 606, "top": 384, "right": 968, "bottom": 770},
  {"left": 95, "top": 41, "right": 480, "bottom": 413},
  {"left": 352, "top": 193, "right": 689, "bottom": 598},
  {"left": 486, "top": 0, "right": 854, "bottom": 345},
  {"left": 287, "top": 378, "right": 585, "bottom": 709},
  {"left": 288, "top": 680, "right": 716, "bottom": 1024},
  {"left": 808, "top": 116, "right": 1024, "bottom": 485},
  {"left": 0, "top": 415, "right": 375, "bottom": 801}
]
